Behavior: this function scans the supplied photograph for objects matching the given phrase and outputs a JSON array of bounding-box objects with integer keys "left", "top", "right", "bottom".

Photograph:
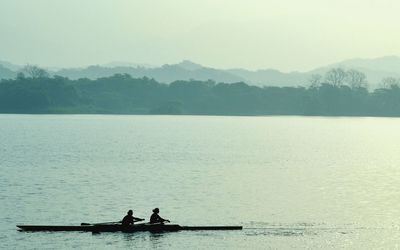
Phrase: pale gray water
[{"left": 1, "top": 115, "right": 400, "bottom": 249}]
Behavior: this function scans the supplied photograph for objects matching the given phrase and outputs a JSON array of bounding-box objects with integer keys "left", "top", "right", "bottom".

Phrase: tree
[
  {"left": 346, "top": 69, "right": 368, "bottom": 89},
  {"left": 324, "top": 68, "right": 346, "bottom": 87},
  {"left": 16, "top": 72, "right": 25, "bottom": 80},
  {"left": 308, "top": 74, "right": 322, "bottom": 88},
  {"left": 380, "top": 77, "right": 400, "bottom": 89},
  {"left": 22, "top": 65, "right": 49, "bottom": 79}
]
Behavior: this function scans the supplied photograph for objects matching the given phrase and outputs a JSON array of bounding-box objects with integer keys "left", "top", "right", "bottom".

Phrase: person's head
[
  {"left": 128, "top": 210, "right": 133, "bottom": 215},
  {"left": 152, "top": 208, "right": 159, "bottom": 214}
]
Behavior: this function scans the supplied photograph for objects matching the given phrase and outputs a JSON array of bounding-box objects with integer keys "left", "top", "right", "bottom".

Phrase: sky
[{"left": 0, "top": 0, "right": 400, "bottom": 72}]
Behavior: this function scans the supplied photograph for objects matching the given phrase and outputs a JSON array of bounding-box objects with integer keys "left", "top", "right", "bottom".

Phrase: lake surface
[{"left": 2, "top": 115, "right": 400, "bottom": 249}]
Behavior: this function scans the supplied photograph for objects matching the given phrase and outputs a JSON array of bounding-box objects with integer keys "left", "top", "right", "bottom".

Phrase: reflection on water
[
  {"left": 245, "top": 222, "right": 347, "bottom": 237},
  {"left": 149, "top": 233, "right": 167, "bottom": 248},
  {"left": 2, "top": 115, "right": 400, "bottom": 249}
]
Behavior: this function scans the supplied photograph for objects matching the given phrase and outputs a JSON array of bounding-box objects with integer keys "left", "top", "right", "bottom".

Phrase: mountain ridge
[{"left": 1, "top": 56, "right": 400, "bottom": 87}]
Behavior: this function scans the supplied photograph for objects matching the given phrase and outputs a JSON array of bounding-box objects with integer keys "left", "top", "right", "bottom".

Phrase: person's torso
[
  {"left": 122, "top": 215, "right": 134, "bottom": 225},
  {"left": 150, "top": 213, "right": 159, "bottom": 223}
]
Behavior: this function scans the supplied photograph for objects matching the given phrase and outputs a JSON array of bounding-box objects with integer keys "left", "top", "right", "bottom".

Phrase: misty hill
[
  {"left": 226, "top": 68, "right": 309, "bottom": 86},
  {"left": 0, "top": 64, "right": 17, "bottom": 79},
  {"left": 332, "top": 56, "right": 400, "bottom": 72},
  {"left": 2, "top": 56, "right": 400, "bottom": 87},
  {"left": 312, "top": 56, "right": 400, "bottom": 86},
  {"left": 53, "top": 61, "right": 308, "bottom": 86},
  {"left": 55, "top": 63, "right": 245, "bottom": 83},
  {"left": 175, "top": 60, "right": 203, "bottom": 71},
  {"left": 102, "top": 61, "right": 155, "bottom": 68},
  {"left": 0, "top": 60, "right": 22, "bottom": 72}
]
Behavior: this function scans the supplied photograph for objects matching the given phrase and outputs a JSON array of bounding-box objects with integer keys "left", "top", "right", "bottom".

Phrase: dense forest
[{"left": 1, "top": 66, "right": 400, "bottom": 116}]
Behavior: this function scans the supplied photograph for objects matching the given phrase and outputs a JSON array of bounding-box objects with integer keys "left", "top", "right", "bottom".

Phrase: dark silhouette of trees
[
  {"left": 308, "top": 74, "right": 322, "bottom": 88},
  {"left": 1, "top": 71, "right": 400, "bottom": 116},
  {"left": 380, "top": 77, "right": 400, "bottom": 89},
  {"left": 325, "top": 68, "right": 346, "bottom": 87},
  {"left": 346, "top": 69, "right": 368, "bottom": 89},
  {"left": 22, "top": 65, "right": 49, "bottom": 79}
]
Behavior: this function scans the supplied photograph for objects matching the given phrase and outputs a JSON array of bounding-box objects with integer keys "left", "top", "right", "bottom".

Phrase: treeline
[{"left": 1, "top": 66, "right": 400, "bottom": 116}]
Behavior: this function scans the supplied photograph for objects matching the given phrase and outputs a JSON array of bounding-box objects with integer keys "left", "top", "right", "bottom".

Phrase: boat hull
[
  {"left": 17, "top": 224, "right": 182, "bottom": 232},
  {"left": 17, "top": 224, "right": 242, "bottom": 232}
]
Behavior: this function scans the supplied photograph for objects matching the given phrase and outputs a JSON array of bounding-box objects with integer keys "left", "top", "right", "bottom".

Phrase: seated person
[
  {"left": 150, "top": 208, "right": 170, "bottom": 224},
  {"left": 121, "top": 210, "right": 144, "bottom": 226}
]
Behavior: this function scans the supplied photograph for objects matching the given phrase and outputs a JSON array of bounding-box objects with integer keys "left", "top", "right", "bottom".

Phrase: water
[{"left": 1, "top": 115, "right": 400, "bottom": 249}]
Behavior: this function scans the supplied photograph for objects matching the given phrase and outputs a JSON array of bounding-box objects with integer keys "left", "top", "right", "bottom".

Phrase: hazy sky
[{"left": 1, "top": 0, "right": 399, "bottom": 72}]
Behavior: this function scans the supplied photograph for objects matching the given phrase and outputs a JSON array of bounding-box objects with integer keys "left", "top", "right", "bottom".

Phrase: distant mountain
[
  {"left": 311, "top": 56, "right": 400, "bottom": 86},
  {"left": 331, "top": 56, "right": 400, "bottom": 73},
  {"left": 0, "top": 60, "right": 22, "bottom": 79},
  {"left": 0, "top": 64, "right": 17, "bottom": 79},
  {"left": 0, "top": 60, "right": 22, "bottom": 71},
  {"left": 102, "top": 61, "right": 155, "bottom": 68},
  {"left": 54, "top": 61, "right": 305, "bottom": 86},
  {"left": 175, "top": 60, "right": 203, "bottom": 71},
  {"left": 3, "top": 56, "right": 400, "bottom": 88},
  {"left": 55, "top": 62, "right": 245, "bottom": 83},
  {"left": 226, "top": 68, "right": 309, "bottom": 86}
]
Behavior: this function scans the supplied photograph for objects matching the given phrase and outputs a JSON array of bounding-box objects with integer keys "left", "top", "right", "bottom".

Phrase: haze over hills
[
  {"left": 1, "top": 56, "right": 400, "bottom": 88},
  {"left": 0, "top": 64, "right": 17, "bottom": 79},
  {"left": 311, "top": 56, "right": 400, "bottom": 85}
]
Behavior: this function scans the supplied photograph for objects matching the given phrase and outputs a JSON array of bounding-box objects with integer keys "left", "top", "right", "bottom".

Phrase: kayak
[{"left": 17, "top": 223, "right": 243, "bottom": 232}]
